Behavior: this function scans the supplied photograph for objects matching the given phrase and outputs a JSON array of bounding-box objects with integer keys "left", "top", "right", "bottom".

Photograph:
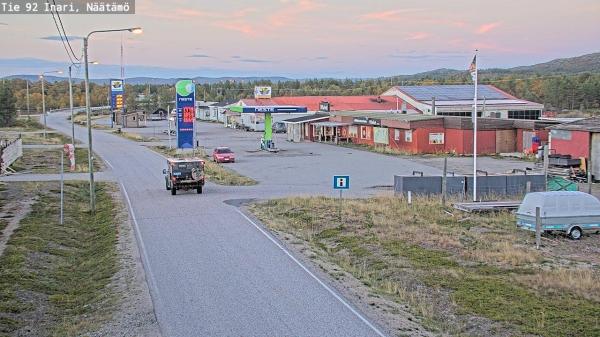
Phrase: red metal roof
[{"left": 240, "top": 95, "right": 409, "bottom": 111}]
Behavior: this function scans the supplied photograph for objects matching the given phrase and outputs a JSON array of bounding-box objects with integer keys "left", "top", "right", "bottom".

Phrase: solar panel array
[{"left": 399, "top": 85, "right": 510, "bottom": 101}]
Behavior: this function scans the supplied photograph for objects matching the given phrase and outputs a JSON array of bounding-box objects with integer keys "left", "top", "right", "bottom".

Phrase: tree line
[{"left": 1, "top": 72, "right": 599, "bottom": 126}]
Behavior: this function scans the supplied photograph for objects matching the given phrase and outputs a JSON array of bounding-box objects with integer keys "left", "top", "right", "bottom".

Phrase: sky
[{"left": 1, "top": 0, "right": 599, "bottom": 79}]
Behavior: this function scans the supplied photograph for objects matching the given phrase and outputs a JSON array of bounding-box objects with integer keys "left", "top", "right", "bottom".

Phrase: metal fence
[
  {"left": 394, "top": 174, "right": 546, "bottom": 198},
  {"left": 0, "top": 137, "right": 23, "bottom": 174}
]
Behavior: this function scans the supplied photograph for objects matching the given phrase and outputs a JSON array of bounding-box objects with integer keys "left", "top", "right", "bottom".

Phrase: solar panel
[{"left": 399, "top": 85, "right": 510, "bottom": 101}]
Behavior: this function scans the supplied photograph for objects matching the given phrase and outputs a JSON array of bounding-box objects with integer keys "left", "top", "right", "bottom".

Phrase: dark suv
[{"left": 163, "top": 158, "right": 205, "bottom": 195}]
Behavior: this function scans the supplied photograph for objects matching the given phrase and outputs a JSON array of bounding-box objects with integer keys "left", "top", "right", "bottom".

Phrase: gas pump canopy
[
  {"left": 229, "top": 105, "right": 308, "bottom": 151},
  {"left": 229, "top": 105, "right": 308, "bottom": 113}
]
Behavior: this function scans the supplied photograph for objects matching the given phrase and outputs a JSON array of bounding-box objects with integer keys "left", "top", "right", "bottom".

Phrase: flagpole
[{"left": 473, "top": 50, "right": 478, "bottom": 202}]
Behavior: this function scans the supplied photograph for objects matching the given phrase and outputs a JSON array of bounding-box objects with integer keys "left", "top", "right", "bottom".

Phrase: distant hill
[
  {"left": 508, "top": 52, "right": 600, "bottom": 74},
  {"left": 2, "top": 74, "right": 294, "bottom": 85},
  {"left": 3, "top": 52, "right": 599, "bottom": 84},
  {"left": 403, "top": 52, "right": 600, "bottom": 79}
]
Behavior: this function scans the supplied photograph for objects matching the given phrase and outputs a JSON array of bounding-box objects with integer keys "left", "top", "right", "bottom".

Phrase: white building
[{"left": 381, "top": 85, "right": 544, "bottom": 120}]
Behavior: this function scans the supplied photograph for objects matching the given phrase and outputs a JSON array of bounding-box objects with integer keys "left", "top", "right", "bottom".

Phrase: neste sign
[{"left": 175, "top": 80, "right": 195, "bottom": 149}]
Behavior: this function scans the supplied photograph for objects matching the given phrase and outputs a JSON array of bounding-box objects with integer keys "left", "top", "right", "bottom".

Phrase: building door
[
  {"left": 592, "top": 133, "right": 600, "bottom": 180},
  {"left": 523, "top": 131, "right": 535, "bottom": 152}
]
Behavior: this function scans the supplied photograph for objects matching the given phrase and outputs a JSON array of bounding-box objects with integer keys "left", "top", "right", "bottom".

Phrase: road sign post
[{"left": 333, "top": 175, "right": 350, "bottom": 224}]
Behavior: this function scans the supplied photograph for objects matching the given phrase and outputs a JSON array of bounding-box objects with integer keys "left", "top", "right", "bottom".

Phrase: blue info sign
[{"left": 333, "top": 175, "right": 350, "bottom": 189}]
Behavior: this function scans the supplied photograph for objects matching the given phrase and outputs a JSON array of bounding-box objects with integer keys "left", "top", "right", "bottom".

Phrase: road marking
[
  {"left": 104, "top": 159, "right": 114, "bottom": 169},
  {"left": 120, "top": 183, "right": 166, "bottom": 337},
  {"left": 235, "top": 209, "right": 387, "bottom": 337}
]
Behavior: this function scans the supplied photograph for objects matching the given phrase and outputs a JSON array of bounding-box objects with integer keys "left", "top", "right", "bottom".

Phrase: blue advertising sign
[
  {"left": 333, "top": 175, "right": 350, "bottom": 189},
  {"left": 110, "top": 79, "right": 124, "bottom": 111},
  {"left": 175, "top": 80, "right": 195, "bottom": 149}
]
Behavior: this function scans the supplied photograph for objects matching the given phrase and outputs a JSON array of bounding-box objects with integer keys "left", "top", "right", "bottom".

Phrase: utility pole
[
  {"left": 25, "top": 80, "right": 30, "bottom": 116},
  {"left": 41, "top": 75, "right": 46, "bottom": 139},
  {"left": 83, "top": 36, "right": 96, "bottom": 212},
  {"left": 68, "top": 65, "right": 75, "bottom": 145}
]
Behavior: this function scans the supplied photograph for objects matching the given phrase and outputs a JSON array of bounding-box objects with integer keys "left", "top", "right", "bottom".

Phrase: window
[
  {"left": 429, "top": 133, "right": 444, "bottom": 145},
  {"left": 394, "top": 129, "right": 400, "bottom": 141},
  {"left": 508, "top": 110, "right": 541, "bottom": 120},
  {"left": 405, "top": 130, "right": 413, "bottom": 142},
  {"left": 360, "top": 126, "right": 371, "bottom": 139},
  {"left": 348, "top": 126, "right": 358, "bottom": 138}
]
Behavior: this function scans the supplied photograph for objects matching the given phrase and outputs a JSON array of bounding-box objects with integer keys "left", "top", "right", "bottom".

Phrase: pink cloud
[
  {"left": 476, "top": 22, "right": 501, "bottom": 34},
  {"left": 360, "top": 8, "right": 424, "bottom": 21},
  {"left": 267, "top": 0, "right": 324, "bottom": 28},
  {"left": 213, "top": 21, "right": 258, "bottom": 37},
  {"left": 406, "top": 32, "right": 430, "bottom": 40}
]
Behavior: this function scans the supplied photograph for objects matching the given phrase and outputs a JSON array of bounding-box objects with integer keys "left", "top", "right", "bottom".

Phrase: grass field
[
  {"left": 249, "top": 196, "right": 600, "bottom": 337},
  {"left": 0, "top": 182, "right": 120, "bottom": 336},
  {"left": 151, "top": 145, "right": 258, "bottom": 186},
  {"left": 11, "top": 148, "right": 103, "bottom": 174},
  {"left": 0, "top": 118, "right": 73, "bottom": 145}
]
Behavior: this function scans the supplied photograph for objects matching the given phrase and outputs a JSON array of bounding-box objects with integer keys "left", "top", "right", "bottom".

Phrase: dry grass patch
[
  {"left": 10, "top": 148, "right": 103, "bottom": 174},
  {"left": 517, "top": 268, "right": 600, "bottom": 302},
  {"left": 0, "top": 182, "right": 120, "bottom": 336},
  {"left": 249, "top": 196, "right": 600, "bottom": 337}
]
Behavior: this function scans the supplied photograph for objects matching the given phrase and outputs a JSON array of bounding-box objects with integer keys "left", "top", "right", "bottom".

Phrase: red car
[{"left": 212, "top": 147, "right": 235, "bottom": 163}]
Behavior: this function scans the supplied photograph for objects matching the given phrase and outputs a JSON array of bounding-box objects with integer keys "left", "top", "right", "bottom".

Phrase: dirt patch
[{"left": 0, "top": 183, "right": 36, "bottom": 256}]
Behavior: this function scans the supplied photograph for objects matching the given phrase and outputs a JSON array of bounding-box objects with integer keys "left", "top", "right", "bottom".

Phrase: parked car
[
  {"left": 212, "top": 147, "right": 235, "bottom": 163},
  {"left": 516, "top": 191, "right": 600, "bottom": 239},
  {"left": 163, "top": 158, "right": 205, "bottom": 195},
  {"left": 273, "top": 121, "right": 287, "bottom": 133}
]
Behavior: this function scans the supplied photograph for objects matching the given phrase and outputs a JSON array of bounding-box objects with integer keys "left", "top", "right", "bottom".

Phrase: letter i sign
[{"left": 333, "top": 175, "right": 350, "bottom": 189}]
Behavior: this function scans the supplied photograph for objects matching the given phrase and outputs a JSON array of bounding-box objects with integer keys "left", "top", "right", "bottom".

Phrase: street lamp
[
  {"left": 68, "top": 61, "right": 98, "bottom": 145},
  {"left": 83, "top": 26, "right": 142, "bottom": 211},
  {"left": 40, "top": 70, "right": 63, "bottom": 138}
]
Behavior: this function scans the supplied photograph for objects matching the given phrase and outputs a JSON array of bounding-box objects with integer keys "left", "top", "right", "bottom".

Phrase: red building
[
  {"left": 549, "top": 117, "right": 600, "bottom": 169},
  {"left": 311, "top": 111, "right": 560, "bottom": 156}
]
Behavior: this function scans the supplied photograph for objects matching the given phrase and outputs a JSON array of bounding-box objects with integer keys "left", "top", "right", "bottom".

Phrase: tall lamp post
[
  {"left": 83, "top": 26, "right": 142, "bottom": 211},
  {"left": 40, "top": 70, "right": 63, "bottom": 138},
  {"left": 68, "top": 61, "right": 98, "bottom": 145}
]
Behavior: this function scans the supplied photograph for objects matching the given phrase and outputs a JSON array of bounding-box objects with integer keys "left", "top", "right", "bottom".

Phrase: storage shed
[{"left": 549, "top": 117, "right": 600, "bottom": 180}]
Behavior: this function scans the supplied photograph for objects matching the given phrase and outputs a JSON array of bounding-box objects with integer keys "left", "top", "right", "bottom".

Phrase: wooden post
[
  {"left": 442, "top": 157, "right": 448, "bottom": 206},
  {"left": 535, "top": 207, "right": 541, "bottom": 250}
]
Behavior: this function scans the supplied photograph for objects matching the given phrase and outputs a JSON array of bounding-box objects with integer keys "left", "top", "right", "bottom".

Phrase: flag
[{"left": 468, "top": 55, "right": 477, "bottom": 81}]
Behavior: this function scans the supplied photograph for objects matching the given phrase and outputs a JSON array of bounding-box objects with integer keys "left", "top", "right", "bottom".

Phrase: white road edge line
[
  {"left": 104, "top": 159, "right": 114, "bottom": 170},
  {"left": 235, "top": 209, "right": 387, "bottom": 337},
  {"left": 120, "top": 183, "right": 166, "bottom": 336}
]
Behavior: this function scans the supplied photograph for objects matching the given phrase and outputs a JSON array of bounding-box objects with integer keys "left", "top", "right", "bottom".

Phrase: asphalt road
[{"left": 44, "top": 113, "right": 534, "bottom": 337}]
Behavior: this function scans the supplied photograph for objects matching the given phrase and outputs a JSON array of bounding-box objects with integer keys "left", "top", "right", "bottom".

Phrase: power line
[
  {"left": 47, "top": 1, "right": 74, "bottom": 64},
  {"left": 52, "top": 0, "right": 80, "bottom": 61},
  {"left": 46, "top": 0, "right": 80, "bottom": 64}
]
